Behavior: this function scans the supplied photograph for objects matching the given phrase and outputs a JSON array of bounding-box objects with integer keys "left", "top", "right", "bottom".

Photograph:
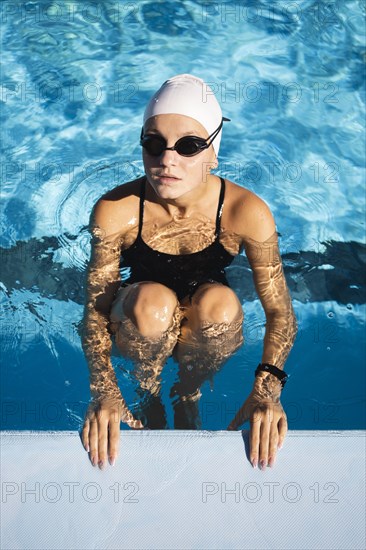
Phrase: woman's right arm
[{"left": 81, "top": 199, "right": 143, "bottom": 469}]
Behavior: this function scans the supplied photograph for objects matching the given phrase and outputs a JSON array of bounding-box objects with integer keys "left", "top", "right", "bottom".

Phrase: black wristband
[{"left": 255, "top": 363, "right": 288, "bottom": 388}]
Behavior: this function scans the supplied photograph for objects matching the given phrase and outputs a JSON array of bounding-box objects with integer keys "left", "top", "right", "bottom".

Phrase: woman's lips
[{"left": 155, "top": 175, "right": 181, "bottom": 183}]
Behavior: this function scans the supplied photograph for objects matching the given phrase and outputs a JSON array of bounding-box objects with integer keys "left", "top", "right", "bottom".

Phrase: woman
[{"left": 81, "top": 74, "right": 298, "bottom": 470}]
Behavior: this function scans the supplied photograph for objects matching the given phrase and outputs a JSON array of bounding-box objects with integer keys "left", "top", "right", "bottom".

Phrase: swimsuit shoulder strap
[
  {"left": 137, "top": 176, "right": 146, "bottom": 237},
  {"left": 215, "top": 177, "right": 226, "bottom": 238}
]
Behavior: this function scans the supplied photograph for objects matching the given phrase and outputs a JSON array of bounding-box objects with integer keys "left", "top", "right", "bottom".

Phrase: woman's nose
[{"left": 159, "top": 148, "right": 178, "bottom": 166}]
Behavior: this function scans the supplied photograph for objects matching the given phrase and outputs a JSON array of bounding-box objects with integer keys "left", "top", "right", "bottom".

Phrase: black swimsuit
[{"left": 120, "top": 176, "right": 235, "bottom": 301}]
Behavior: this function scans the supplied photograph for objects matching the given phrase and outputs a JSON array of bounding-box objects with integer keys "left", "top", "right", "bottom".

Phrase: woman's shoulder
[
  {"left": 223, "top": 178, "right": 266, "bottom": 204},
  {"left": 98, "top": 176, "right": 144, "bottom": 203},
  {"left": 223, "top": 178, "right": 276, "bottom": 242},
  {"left": 91, "top": 176, "right": 144, "bottom": 237}
]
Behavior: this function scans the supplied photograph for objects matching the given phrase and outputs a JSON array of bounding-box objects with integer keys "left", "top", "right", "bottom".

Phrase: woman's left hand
[{"left": 227, "top": 389, "right": 288, "bottom": 469}]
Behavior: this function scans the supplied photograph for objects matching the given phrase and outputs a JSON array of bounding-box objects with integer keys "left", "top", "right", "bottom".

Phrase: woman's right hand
[{"left": 81, "top": 397, "right": 144, "bottom": 469}]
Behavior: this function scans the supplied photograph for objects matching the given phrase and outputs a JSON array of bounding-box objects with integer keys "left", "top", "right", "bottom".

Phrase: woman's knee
[
  {"left": 189, "top": 284, "right": 243, "bottom": 326},
  {"left": 122, "top": 282, "right": 179, "bottom": 337}
]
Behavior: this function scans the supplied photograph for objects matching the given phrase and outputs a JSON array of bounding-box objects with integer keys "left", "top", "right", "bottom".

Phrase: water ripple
[{"left": 1, "top": 0, "right": 365, "bottom": 430}]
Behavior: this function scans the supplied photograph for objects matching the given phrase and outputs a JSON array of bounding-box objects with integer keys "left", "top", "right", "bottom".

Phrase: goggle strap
[{"left": 205, "top": 120, "right": 224, "bottom": 148}]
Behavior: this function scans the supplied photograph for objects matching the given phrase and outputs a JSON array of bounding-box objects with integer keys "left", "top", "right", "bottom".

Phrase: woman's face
[{"left": 142, "top": 114, "right": 218, "bottom": 201}]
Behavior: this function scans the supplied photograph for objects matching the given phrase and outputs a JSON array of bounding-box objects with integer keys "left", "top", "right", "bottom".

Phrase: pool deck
[{"left": 1, "top": 430, "right": 365, "bottom": 550}]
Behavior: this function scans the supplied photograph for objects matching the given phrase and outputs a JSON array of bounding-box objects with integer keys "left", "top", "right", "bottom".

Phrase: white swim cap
[{"left": 143, "top": 74, "right": 229, "bottom": 158}]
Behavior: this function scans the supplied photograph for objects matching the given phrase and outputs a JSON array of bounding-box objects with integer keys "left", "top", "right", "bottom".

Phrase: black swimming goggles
[{"left": 140, "top": 117, "right": 230, "bottom": 157}]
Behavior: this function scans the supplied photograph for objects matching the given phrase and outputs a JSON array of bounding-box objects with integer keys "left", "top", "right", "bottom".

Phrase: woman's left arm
[
  {"left": 245, "top": 229, "right": 298, "bottom": 369},
  {"left": 227, "top": 194, "right": 298, "bottom": 469}
]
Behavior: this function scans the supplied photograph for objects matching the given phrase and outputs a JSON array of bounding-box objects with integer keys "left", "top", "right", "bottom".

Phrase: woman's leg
[
  {"left": 110, "top": 282, "right": 182, "bottom": 428},
  {"left": 170, "top": 283, "right": 244, "bottom": 429}
]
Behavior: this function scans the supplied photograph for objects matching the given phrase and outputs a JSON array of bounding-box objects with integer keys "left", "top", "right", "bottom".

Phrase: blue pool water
[{"left": 1, "top": 0, "right": 365, "bottom": 431}]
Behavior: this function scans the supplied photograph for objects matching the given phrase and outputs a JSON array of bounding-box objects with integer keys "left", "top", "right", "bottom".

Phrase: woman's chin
[{"left": 154, "top": 183, "right": 186, "bottom": 199}]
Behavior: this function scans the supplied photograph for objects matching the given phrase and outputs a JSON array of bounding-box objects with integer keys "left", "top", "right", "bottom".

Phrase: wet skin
[{"left": 81, "top": 114, "right": 297, "bottom": 470}]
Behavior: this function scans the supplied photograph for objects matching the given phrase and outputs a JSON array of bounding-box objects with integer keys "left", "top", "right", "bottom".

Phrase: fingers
[
  {"left": 227, "top": 418, "right": 238, "bottom": 431},
  {"left": 82, "top": 399, "right": 144, "bottom": 470},
  {"left": 108, "top": 407, "right": 121, "bottom": 466},
  {"left": 227, "top": 402, "right": 250, "bottom": 431},
  {"left": 249, "top": 405, "right": 287, "bottom": 470},
  {"left": 249, "top": 410, "right": 261, "bottom": 469},
  {"left": 82, "top": 405, "right": 114, "bottom": 469},
  {"left": 268, "top": 422, "right": 279, "bottom": 468},
  {"left": 88, "top": 411, "right": 100, "bottom": 467},
  {"left": 96, "top": 408, "right": 109, "bottom": 469},
  {"left": 278, "top": 413, "right": 288, "bottom": 450},
  {"left": 81, "top": 418, "right": 90, "bottom": 453},
  {"left": 258, "top": 412, "right": 270, "bottom": 470},
  {"left": 119, "top": 400, "right": 144, "bottom": 430},
  {"left": 94, "top": 404, "right": 118, "bottom": 469}
]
